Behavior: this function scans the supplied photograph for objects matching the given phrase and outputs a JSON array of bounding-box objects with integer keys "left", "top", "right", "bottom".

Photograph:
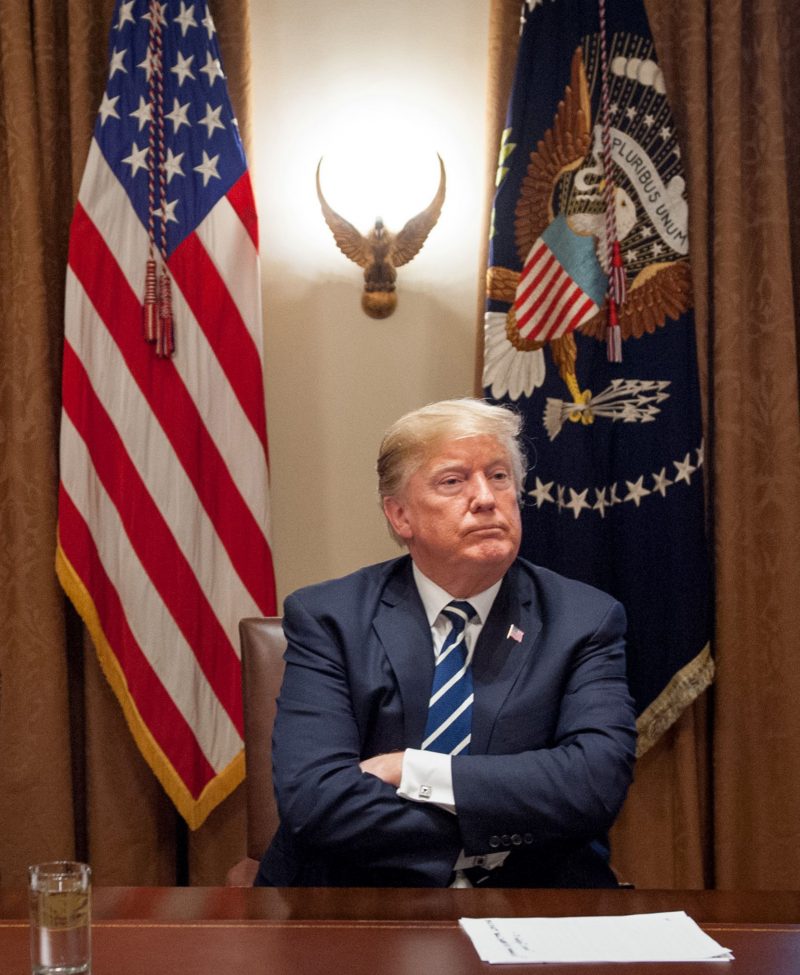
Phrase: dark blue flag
[{"left": 484, "top": 0, "right": 712, "bottom": 753}]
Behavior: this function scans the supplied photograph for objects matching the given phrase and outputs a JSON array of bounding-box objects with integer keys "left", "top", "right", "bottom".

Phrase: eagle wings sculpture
[{"left": 316, "top": 155, "right": 446, "bottom": 319}]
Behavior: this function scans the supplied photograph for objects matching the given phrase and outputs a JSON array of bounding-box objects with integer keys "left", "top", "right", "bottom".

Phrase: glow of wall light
[
  {"left": 315, "top": 99, "right": 445, "bottom": 234},
  {"left": 252, "top": 66, "right": 480, "bottom": 276}
]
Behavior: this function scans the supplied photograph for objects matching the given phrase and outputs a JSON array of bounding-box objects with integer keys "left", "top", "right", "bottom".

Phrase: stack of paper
[{"left": 459, "top": 911, "right": 734, "bottom": 964}]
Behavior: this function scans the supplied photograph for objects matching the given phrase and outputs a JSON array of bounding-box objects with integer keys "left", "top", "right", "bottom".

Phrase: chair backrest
[{"left": 239, "top": 616, "right": 287, "bottom": 861}]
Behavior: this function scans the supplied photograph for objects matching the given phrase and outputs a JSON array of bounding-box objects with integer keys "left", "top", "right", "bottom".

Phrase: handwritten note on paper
[{"left": 459, "top": 912, "right": 734, "bottom": 964}]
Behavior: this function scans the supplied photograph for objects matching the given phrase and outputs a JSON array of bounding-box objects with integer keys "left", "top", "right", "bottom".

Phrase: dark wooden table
[{"left": 2, "top": 887, "right": 799, "bottom": 974}]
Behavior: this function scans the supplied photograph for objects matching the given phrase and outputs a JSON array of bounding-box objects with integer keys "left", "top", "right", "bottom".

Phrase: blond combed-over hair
[{"left": 377, "top": 398, "right": 526, "bottom": 545}]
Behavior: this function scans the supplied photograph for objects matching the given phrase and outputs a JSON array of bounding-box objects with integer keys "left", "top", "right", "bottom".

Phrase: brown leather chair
[{"left": 225, "top": 616, "right": 286, "bottom": 886}]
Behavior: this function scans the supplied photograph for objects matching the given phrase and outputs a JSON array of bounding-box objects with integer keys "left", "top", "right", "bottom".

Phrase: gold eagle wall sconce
[{"left": 316, "top": 155, "right": 446, "bottom": 319}]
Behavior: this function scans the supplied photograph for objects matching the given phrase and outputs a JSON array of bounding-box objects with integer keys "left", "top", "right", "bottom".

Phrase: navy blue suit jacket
[{"left": 256, "top": 556, "right": 636, "bottom": 888}]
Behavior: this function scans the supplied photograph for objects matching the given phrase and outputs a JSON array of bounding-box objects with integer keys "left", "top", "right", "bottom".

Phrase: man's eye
[
  {"left": 437, "top": 474, "right": 465, "bottom": 490},
  {"left": 491, "top": 471, "right": 510, "bottom": 481}
]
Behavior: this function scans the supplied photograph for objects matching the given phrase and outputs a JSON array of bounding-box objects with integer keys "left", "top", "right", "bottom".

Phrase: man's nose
[{"left": 470, "top": 474, "right": 496, "bottom": 510}]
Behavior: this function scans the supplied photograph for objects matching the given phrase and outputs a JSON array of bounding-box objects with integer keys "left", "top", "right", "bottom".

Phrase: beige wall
[{"left": 249, "top": 1, "right": 491, "bottom": 604}]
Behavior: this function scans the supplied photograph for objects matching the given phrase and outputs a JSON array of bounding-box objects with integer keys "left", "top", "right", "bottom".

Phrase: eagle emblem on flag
[{"left": 486, "top": 44, "right": 692, "bottom": 438}]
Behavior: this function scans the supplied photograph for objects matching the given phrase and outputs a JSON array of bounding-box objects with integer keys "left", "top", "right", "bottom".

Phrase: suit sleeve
[
  {"left": 452, "top": 599, "right": 637, "bottom": 857},
  {"left": 271, "top": 592, "right": 461, "bottom": 883}
]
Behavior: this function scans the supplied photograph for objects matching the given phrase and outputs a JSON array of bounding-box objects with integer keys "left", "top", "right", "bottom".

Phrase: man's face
[{"left": 383, "top": 434, "right": 522, "bottom": 596}]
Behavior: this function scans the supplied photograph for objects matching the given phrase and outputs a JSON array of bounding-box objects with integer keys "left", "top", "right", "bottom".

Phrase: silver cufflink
[{"left": 419, "top": 784, "right": 432, "bottom": 799}]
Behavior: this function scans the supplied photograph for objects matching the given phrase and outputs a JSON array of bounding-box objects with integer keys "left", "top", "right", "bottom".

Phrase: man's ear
[{"left": 383, "top": 496, "right": 413, "bottom": 541}]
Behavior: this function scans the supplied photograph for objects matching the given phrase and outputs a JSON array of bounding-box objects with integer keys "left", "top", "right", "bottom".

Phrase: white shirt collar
[{"left": 411, "top": 561, "right": 503, "bottom": 627}]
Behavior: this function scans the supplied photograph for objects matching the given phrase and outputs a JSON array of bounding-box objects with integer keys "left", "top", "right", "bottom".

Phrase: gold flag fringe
[
  {"left": 635, "top": 643, "right": 714, "bottom": 757},
  {"left": 55, "top": 536, "right": 244, "bottom": 830}
]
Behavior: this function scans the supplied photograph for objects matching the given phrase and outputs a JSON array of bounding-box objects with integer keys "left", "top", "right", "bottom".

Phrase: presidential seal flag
[
  {"left": 56, "top": 0, "right": 277, "bottom": 828},
  {"left": 484, "top": 0, "right": 711, "bottom": 753}
]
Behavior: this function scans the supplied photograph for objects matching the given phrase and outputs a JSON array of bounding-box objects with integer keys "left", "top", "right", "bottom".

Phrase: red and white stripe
[
  {"left": 513, "top": 239, "right": 599, "bottom": 342},
  {"left": 57, "top": 139, "right": 276, "bottom": 827}
]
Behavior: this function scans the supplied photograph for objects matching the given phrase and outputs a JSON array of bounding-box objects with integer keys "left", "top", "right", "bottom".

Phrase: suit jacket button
[
  {"left": 501, "top": 834, "right": 510, "bottom": 846},
  {"left": 523, "top": 833, "right": 533, "bottom": 844},
  {"left": 489, "top": 835, "right": 500, "bottom": 848},
  {"left": 511, "top": 833, "right": 522, "bottom": 845}
]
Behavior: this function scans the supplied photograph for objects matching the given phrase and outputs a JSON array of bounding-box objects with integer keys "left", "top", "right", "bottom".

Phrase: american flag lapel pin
[{"left": 506, "top": 624, "right": 524, "bottom": 643}]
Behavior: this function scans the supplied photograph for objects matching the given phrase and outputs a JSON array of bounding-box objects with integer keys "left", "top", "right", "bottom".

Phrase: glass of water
[{"left": 28, "top": 861, "right": 91, "bottom": 975}]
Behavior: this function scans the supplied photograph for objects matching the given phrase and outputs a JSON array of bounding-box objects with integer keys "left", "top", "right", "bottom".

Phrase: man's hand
[{"left": 359, "top": 751, "right": 405, "bottom": 787}]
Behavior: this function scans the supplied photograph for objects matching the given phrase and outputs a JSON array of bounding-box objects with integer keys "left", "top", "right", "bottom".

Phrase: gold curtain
[
  {"left": 483, "top": 0, "right": 800, "bottom": 888},
  {"left": 0, "top": 0, "right": 253, "bottom": 887}
]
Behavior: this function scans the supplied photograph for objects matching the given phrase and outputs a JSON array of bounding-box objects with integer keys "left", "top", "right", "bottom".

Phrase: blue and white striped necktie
[{"left": 421, "top": 600, "right": 476, "bottom": 755}]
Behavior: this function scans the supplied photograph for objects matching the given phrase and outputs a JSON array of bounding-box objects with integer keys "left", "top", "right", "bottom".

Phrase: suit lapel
[
  {"left": 372, "top": 559, "right": 436, "bottom": 748},
  {"left": 371, "top": 559, "right": 543, "bottom": 753},
  {"left": 471, "top": 562, "right": 542, "bottom": 754}
]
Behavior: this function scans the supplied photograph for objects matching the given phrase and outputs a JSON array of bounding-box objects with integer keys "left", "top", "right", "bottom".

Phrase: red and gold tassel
[
  {"left": 156, "top": 269, "right": 175, "bottom": 358},
  {"left": 143, "top": 258, "right": 158, "bottom": 342},
  {"left": 609, "top": 239, "right": 627, "bottom": 305},
  {"left": 606, "top": 296, "right": 622, "bottom": 363}
]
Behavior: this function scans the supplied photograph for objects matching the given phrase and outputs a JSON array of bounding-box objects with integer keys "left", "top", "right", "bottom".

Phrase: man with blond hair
[{"left": 256, "top": 398, "right": 636, "bottom": 887}]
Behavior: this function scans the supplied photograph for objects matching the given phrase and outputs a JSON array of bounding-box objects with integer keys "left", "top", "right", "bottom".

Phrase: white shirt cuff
[{"left": 397, "top": 748, "right": 456, "bottom": 812}]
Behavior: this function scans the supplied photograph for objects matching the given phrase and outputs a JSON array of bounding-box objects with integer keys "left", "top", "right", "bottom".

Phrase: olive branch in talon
[{"left": 543, "top": 379, "right": 671, "bottom": 441}]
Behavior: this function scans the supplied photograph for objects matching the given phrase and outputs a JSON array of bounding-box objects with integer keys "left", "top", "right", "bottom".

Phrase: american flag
[{"left": 56, "top": 0, "right": 276, "bottom": 829}]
